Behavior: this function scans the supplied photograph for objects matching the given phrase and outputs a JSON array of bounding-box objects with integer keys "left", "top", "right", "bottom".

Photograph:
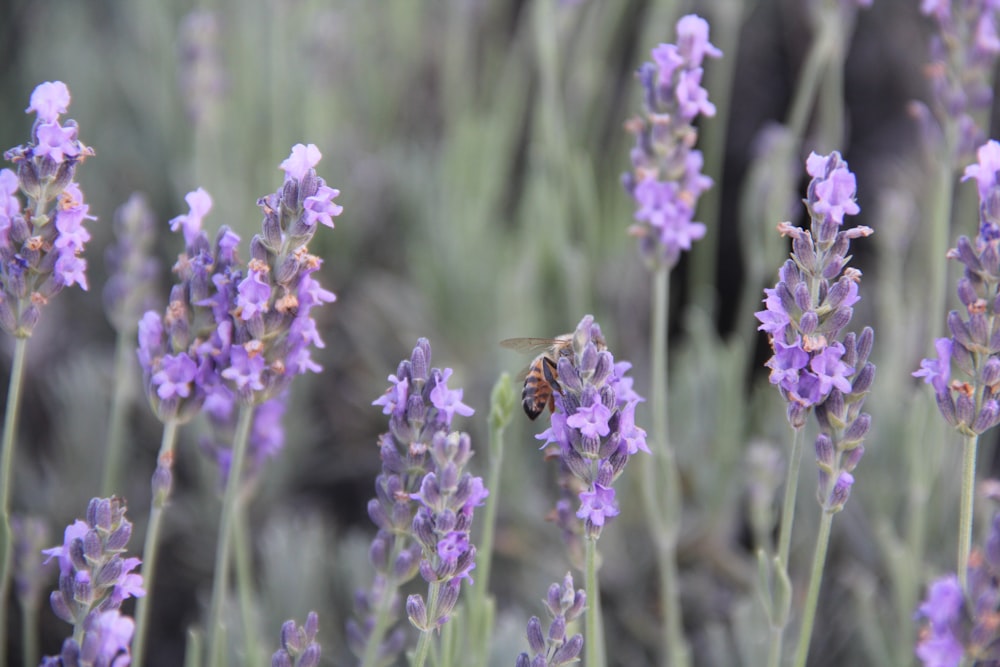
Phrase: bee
[{"left": 500, "top": 335, "right": 575, "bottom": 420}]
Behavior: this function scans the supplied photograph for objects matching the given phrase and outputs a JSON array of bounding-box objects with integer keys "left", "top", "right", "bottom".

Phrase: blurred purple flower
[{"left": 622, "top": 14, "right": 720, "bottom": 268}]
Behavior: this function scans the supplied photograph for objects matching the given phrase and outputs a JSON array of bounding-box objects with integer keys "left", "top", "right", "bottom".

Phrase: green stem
[
  {"left": 584, "top": 535, "right": 605, "bottom": 667},
  {"left": 468, "top": 412, "right": 506, "bottom": 667},
  {"left": 776, "top": 427, "right": 805, "bottom": 568},
  {"left": 359, "top": 565, "right": 402, "bottom": 667},
  {"left": 638, "top": 266, "right": 689, "bottom": 667},
  {"left": 21, "top": 599, "right": 39, "bottom": 667},
  {"left": 233, "top": 503, "right": 259, "bottom": 667},
  {"left": 411, "top": 582, "right": 441, "bottom": 667},
  {"left": 0, "top": 336, "right": 29, "bottom": 660},
  {"left": 766, "top": 426, "right": 804, "bottom": 667},
  {"left": 132, "top": 418, "right": 180, "bottom": 667},
  {"left": 958, "top": 433, "right": 980, "bottom": 588},
  {"left": 785, "top": 8, "right": 836, "bottom": 142},
  {"left": 101, "top": 326, "right": 139, "bottom": 496},
  {"left": 206, "top": 403, "right": 256, "bottom": 667},
  {"left": 792, "top": 511, "right": 834, "bottom": 667}
]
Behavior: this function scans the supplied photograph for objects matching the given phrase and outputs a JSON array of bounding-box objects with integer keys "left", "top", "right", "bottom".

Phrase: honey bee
[{"left": 500, "top": 335, "right": 575, "bottom": 420}]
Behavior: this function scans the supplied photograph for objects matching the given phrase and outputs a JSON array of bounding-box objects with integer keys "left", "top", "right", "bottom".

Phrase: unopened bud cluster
[
  {"left": 271, "top": 611, "right": 321, "bottom": 667},
  {"left": 515, "top": 572, "right": 586, "bottom": 667}
]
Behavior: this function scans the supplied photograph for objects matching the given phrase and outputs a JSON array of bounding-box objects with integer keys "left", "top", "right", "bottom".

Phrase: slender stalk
[
  {"left": 958, "top": 432, "right": 980, "bottom": 588},
  {"left": 637, "top": 266, "right": 690, "bottom": 667},
  {"left": 0, "top": 336, "right": 29, "bottom": 659},
  {"left": 206, "top": 403, "right": 256, "bottom": 667},
  {"left": 776, "top": 427, "right": 805, "bottom": 568},
  {"left": 101, "top": 327, "right": 139, "bottom": 496},
  {"left": 233, "top": 503, "right": 260, "bottom": 667},
  {"left": 21, "top": 598, "right": 39, "bottom": 667},
  {"left": 584, "top": 535, "right": 605, "bottom": 667},
  {"left": 468, "top": 396, "right": 507, "bottom": 667},
  {"left": 132, "top": 418, "right": 180, "bottom": 667},
  {"left": 359, "top": 561, "right": 402, "bottom": 667},
  {"left": 411, "top": 582, "right": 441, "bottom": 667},
  {"left": 792, "top": 511, "right": 834, "bottom": 667},
  {"left": 785, "top": 8, "right": 837, "bottom": 143},
  {"left": 765, "top": 426, "right": 805, "bottom": 667}
]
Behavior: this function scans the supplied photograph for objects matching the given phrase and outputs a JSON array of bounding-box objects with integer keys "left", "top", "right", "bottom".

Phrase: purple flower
[
  {"left": 809, "top": 343, "right": 854, "bottom": 395},
  {"left": 303, "top": 184, "right": 343, "bottom": 229},
  {"left": 576, "top": 483, "right": 619, "bottom": 527},
  {"left": 169, "top": 187, "right": 213, "bottom": 246},
  {"left": 236, "top": 267, "right": 271, "bottom": 319},
  {"left": 152, "top": 353, "right": 198, "bottom": 399},
  {"left": 913, "top": 337, "right": 953, "bottom": 394},
  {"left": 915, "top": 575, "right": 966, "bottom": 666},
  {"left": 373, "top": 374, "right": 408, "bottom": 417},
  {"left": 436, "top": 531, "right": 470, "bottom": 565},
  {"left": 26, "top": 81, "right": 71, "bottom": 123},
  {"left": 623, "top": 14, "right": 719, "bottom": 268},
  {"left": 281, "top": 143, "right": 323, "bottom": 182},
  {"left": 429, "top": 370, "right": 475, "bottom": 423},
  {"left": 222, "top": 344, "right": 266, "bottom": 392},
  {"left": 0, "top": 84, "right": 94, "bottom": 337},
  {"left": 34, "top": 122, "right": 80, "bottom": 163},
  {"left": 536, "top": 315, "right": 645, "bottom": 539},
  {"left": 766, "top": 339, "right": 809, "bottom": 387},
  {"left": 807, "top": 152, "right": 860, "bottom": 226},
  {"left": 566, "top": 402, "right": 613, "bottom": 439}
]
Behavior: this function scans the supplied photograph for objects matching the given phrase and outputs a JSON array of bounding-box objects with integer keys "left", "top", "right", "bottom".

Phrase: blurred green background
[{"left": 0, "top": 0, "right": 984, "bottom": 665}]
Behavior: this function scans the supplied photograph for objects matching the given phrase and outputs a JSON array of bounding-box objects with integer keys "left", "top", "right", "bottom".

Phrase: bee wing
[{"left": 499, "top": 337, "right": 565, "bottom": 354}]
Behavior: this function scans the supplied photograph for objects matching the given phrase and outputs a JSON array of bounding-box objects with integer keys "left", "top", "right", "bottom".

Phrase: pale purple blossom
[
  {"left": 26, "top": 81, "right": 71, "bottom": 122},
  {"left": 576, "top": 483, "right": 619, "bottom": 527},
  {"left": 169, "top": 187, "right": 213, "bottom": 246},
  {"left": 281, "top": 142, "right": 322, "bottom": 182}
]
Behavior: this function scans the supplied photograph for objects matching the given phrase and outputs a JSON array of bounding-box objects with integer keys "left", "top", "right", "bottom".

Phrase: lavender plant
[
  {"left": 914, "top": 139, "right": 1000, "bottom": 590},
  {"left": 755, "top": 151, "right": 874, "bottom": 667},
  {"left": 0, "top": 80, "right": 95, "bottom": 656},
  {"left": 534, "top": 314, "right": 645, "bottom": 667},
  {"left": 914, "top": 510, "right": 1000, "bottom": 665},
  {"left": 620, "top": 15, "right": 720, "bottom": 667},
  {"left": 406, "top": 430, "right": 488, "bottom": 667},
  {"left": 39, "top": 497, "right": 144, "bottom": 667},
  {"left": 514, "top": 572, "right": 586, "bottom": 667},
  {"left": 350, "top": 338, "right": 475, "bottom": 667},
  {"left": 271, "top": 612, "right": 321, "bottom": 667},
  {"left": 131, "top": 144, "right": 341, "bottom": 666}
]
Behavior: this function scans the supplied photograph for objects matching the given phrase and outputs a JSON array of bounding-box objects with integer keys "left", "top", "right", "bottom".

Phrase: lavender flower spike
[
  {"left": 39, "top": 497, "right": 143, "bottom": 666},
  {"left": 350, "top": 339, "right": 475, "bottom": 666},
  {"left": 271, "top": 611, "right": 321, "bottom": 667},
  {"left": 914, "top": 511, "right": 1000, "bottom": 665},
  {"left": 756, "top": 151, "right": 872, "bottom": 431},
  {"left": 515, "top": 572, "right": 586, "bottom": 667},
  {"left": 913, "top": 139, "right": 1000, "bottom": 437},
  {"left": 622, "top": 14, "right": 720, "bottom": 269},
  {"left": 1, "top": 81, "right": 95, "bottom": 337},
  {"left": 536, "top": 315, "right": 647, "bottom": 541}
]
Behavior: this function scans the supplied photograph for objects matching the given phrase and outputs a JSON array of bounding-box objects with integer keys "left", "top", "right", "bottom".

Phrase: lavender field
[{"left": 0, "top": 1, "right": 993, "bottom": 666}]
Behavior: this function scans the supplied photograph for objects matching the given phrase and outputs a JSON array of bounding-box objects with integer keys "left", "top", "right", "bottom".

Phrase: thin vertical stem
[
  {"left": 765, "top": 425, "right": 805, "bottom": 667},
  {"left": 584, "top": 535, "right": 605, "bottom": 667},
  {"left": 637, "top": 266, "right": 690, "bottom": 667},
  {"left": 792, "top": 511, "right": 834, "bottom": 667},
  {"left": 132, "top": 418, "right": 180, "bottom": 667},
  {"left": 233, "top": 503, "right": 260, "bottom": 667},
  {"left": 21, "top": 598, "right": 39, "bottom": 667},
  {"left": 206, "top": 403, "right": 256, "bottom": 667},
  {"left": 411, "top": 582, "right": 441, "bottom": 667},
  {"left": 0, "top": 336, "right": 29, "bottom": 660},
  {"left": 958, "top": 432, "right": 980, "bottom": 588},
  {"left": 776, "top": 427, "right": 805, "bottom": 568},
  {"left": 101, "top": 327, "right": 139, "bottom": 496}
]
